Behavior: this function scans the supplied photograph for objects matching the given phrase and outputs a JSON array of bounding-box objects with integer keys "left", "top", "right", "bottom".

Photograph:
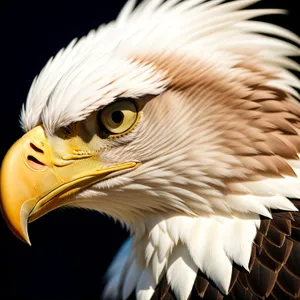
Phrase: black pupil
[{"left": 111, "top": 110, "right": 124, "bottom": 124}]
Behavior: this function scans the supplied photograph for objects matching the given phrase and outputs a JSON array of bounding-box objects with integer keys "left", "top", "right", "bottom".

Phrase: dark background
[{"left": 0, "top": 0, "right": 299, "bottom": 299}]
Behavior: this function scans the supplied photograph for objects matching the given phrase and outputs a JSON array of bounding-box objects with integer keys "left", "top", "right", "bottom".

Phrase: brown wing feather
[
  {"left": 194, "top": 274, "right": 210, "bottom": 297},
  {"left": 149, "top": 275, "right": 176, "bottom": 300},
  {"left": 149, "top": 207, "right": 300, "bottom": 300}
]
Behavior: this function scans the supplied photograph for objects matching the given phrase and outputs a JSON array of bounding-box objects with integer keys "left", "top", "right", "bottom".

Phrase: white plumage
[{"left": 22, "top": 0, "right": 299, "bottom": 134}]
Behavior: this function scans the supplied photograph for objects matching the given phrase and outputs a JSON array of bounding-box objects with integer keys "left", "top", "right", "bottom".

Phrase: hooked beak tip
[
  {"left": 20, "top": 211, "right": 31, "bottom": 246},
  {"left": 1, "top": 205, "right": 31, "bottom": 245}
]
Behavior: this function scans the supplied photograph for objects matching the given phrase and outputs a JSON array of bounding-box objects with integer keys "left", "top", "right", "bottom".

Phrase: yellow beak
[{"left": 0, "top": 125, "right": 136, "bottom": 244}]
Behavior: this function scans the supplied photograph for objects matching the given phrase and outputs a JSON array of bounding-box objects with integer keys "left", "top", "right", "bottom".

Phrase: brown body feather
[{"left": 145, "top": 202, "right": 300, "bottom": 300}]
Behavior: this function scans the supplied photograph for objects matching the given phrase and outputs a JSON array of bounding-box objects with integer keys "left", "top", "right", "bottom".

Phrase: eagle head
[{"left": 1, "top": 0, "right": 300, "bottom": 299}]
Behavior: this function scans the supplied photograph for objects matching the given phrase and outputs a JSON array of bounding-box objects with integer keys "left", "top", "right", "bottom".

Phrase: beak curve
[{"left": 0, "top": 125, "right": 136, "bottom": 244}]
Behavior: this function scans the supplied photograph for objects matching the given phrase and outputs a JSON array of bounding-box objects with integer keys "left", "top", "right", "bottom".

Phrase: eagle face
[{"left": 1, "top": 0, "right": 300, "bottom": 299}]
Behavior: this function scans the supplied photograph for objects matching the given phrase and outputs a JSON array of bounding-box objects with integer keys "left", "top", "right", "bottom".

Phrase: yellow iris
[{"left": 99, "top": 99, "right": 139, "bottom": 135}]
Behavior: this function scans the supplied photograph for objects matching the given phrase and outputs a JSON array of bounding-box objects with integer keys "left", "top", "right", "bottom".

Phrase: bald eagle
[{"left": 1, "top": 0, "right": 300, "bottom": 299}]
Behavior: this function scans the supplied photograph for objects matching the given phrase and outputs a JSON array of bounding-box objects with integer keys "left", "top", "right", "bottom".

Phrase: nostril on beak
[
  {"left": 27, "top": 155, "right": 46, "bottom": 170},
  {"left": 30, "top": 143, "right": 44, "bottom": 153}
]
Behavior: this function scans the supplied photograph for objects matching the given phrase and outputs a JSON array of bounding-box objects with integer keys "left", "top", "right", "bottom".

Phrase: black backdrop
[{"left": 0, "top": 0, "right": 299, "bottom": 299}]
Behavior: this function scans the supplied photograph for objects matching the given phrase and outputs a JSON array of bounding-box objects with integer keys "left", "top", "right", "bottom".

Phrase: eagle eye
[{"left": 98, "top": 99, "right": 138, "bottom": 135}]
